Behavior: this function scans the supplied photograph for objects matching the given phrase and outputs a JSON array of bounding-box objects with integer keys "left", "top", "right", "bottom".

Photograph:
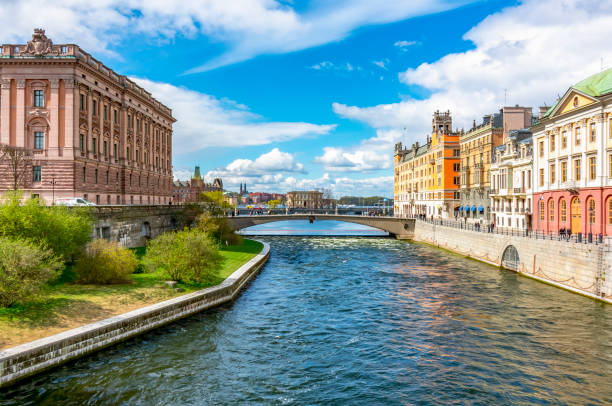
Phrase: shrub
[
  {"left": 0, "top": 191, "right": 92, "bottom": 260},
  {"left": 197, "top": 212, "right": 242, "bottom": 246},
  {"left": 144, "top": 228, "right": 223, "bottom": 283},
  {"left": 0, "top": 237, "right": 63, "bottom": 307},
  {"left": 75, "top": 239, "right": 138, "bottom": 284}
]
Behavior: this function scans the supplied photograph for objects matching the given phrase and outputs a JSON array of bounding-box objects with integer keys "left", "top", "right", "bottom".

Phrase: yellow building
[{"left": 394, "top": 111, "right": 461, "bottom": 218}]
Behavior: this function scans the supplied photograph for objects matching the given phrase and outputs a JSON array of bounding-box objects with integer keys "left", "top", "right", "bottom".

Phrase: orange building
[{"left": 394, "top": 111, "right": 461, "bottom": 218}]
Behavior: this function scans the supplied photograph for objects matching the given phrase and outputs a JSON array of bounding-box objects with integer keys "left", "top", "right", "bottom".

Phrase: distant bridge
[{"left": 229, "top": 214, "right": 414, "bottom": 239}]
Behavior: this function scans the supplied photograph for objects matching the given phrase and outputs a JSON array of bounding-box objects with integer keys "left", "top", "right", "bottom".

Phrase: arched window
[
  {"left": 588, "top": 198, "right": 596, "bottom": 225},
  {"left": 539, "top": 200, "right": 545, "bottom": 221},
  {"left": 549, "top": 200, "right": 555, "bottom": 221},
  {"left": 560, "top": 199, "right": 567, "bottom": 222},
  {"left": 608, "top": 199, "right": 612, "bottom": 225}
]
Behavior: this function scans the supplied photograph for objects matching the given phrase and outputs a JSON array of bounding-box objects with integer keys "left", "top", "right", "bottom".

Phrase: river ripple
[{"left": 1, "top": 237, "right": 610, "bottom": 405}]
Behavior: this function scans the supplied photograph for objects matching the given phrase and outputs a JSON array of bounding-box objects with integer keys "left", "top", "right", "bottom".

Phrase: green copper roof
[
  {"left": 572, "top": 68, "right": 612, "bottom": 97},
  {"left": 193, "top": 165, "right": 202, "bottom": 179},
  {"left": 543, "top": 68, "right": 612, "bottom": 118}
]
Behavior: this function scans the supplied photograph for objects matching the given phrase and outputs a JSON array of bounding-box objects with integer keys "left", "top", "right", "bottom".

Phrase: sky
[{"left": 1, "top": 0, "right": 611, "bottom": 197}]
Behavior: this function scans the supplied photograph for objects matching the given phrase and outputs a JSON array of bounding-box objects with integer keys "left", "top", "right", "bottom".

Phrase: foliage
[
  {"left": 0, "top": 191, "right": 93, "bottom": 260},
  {"left": 197, "top": 190, "right": 242, "bottom": 245},
  {"left": 75, "top": 239, "right": 138, "bottom": 284},
  {"left": 143, "top": 228, "right": 223, "bottom": 283},
  {"left": 0, "top": 237, "right": 63, "bottom": 307},
  {"left": 0, "top": 144, "right": 33, "bottom": 191},
  {"left": 268, "top": 199, "right": 282, "bottom": 209},
  {"left": 177, "top": 202, "right": 203, "bottom": 229},
  {"left": 338, "top": 195, "right": 393, "bottom": 206}
]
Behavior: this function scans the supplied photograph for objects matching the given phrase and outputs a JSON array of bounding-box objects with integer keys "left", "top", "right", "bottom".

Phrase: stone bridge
[{"left": 229, "top": 214, "right": 414, "bottom": 238}]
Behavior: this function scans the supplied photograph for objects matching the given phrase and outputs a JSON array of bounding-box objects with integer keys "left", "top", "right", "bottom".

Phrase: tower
[{"left": 432, "top": 110, "right": 452, "bottom": 135}]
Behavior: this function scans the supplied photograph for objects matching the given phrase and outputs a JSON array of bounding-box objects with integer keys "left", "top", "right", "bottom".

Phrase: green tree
[
  {"left": 144, "top": 228, "right": 223, "bottom": 283},
  {"left": 197, "top": 191, "right": 242, "bottom": 245},
  {"left": 0, "top": 237, "right": 63, "bottom": 307},
  {"left": 268, "top": 199, "right": 281, "bottom": 209},
  {"left": 0, "top": 191, "right": 92, "bottom": 261},
  {"left": 75, "top": 239, "right": 139, "bottom": 284}
]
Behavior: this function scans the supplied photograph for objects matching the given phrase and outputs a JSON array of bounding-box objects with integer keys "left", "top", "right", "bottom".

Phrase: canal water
[{"left": 1, "top": 222, "right": 611, "bottom": 405}]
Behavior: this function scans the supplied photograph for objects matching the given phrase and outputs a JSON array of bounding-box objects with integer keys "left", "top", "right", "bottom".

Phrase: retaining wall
[
  {"left": 413, "top": 221, "right": 611, "bottom": 303},
  {"left": 0, "top": 242, "right": 270, "bottom": 387}
]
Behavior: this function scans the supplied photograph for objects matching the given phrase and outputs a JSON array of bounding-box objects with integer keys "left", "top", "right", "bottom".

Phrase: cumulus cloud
[
  {"left": 0, "top": 0, "right": 472, "bottom": 71},
  {"left": 308, "top": 61, "right": 360, "bottom": 73},
  {"left": 394, "top": 40, "right": 418, "bottom": 48},
  {"left": 130, "top": 78, "right": 335, "bottom": 154},
  {"left": 206, "top": 148, "right": 306, "bottom": 179},
  {"left": 332, "top": 0, "right": 612, "bottom": 163}
]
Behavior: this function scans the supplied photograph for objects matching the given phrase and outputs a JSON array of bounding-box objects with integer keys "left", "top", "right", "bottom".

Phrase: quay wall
[
  {"left": 412, "top": 221, "right": 611, "bottom": 303},
  {"left": 0, "top": 242, "right": 270, "bottom": 388}
]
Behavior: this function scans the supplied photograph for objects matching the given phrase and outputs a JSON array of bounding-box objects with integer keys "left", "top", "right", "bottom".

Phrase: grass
[{"left": 0, "top": 238, "right": 263, "bottom": 350}]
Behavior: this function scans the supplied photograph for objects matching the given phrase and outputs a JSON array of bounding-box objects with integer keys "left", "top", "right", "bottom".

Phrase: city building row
[
  {"left": 394, "top": 68, "right": 612, "bottom": 237},
  {"left": 0, "top": 29, "right": 175, "bottom": 205}
]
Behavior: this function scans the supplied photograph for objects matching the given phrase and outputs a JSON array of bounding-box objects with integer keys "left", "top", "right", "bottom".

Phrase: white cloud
[
  {"left": 372, "top": 59, "right": 389, "bottom": 70},
  {"left": 332, "top": 0, "right": 612, "bottom": 159},
  {"left": 130, "top": 78, "right": 335, "bottom": 154},
  {"left": 308, "top": 61, "right": 360, "bottom": 73},
  {"left": 394, "top": 40, "right": 418, "bottom": 48},
  {"left": 206, "top": 148, "right": 306, "bottom": 179},
  {"left": 0, "top": 0, "right": 472, "bottom": 71}
]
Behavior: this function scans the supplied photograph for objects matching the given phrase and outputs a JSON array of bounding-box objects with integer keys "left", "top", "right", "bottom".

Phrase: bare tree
[{"left": 0, "top": 144, "right": 33, "bottom": 191}]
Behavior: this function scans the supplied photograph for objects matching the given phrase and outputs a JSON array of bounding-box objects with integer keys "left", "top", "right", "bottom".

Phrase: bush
[
  {"left": 0, "top": 191, "right": 92, "bottom": 260},
  {"left": 0, "top": 237, "right": 63, "bottom": 307},
  {"left": 197, "top": 212, "right": 242, "bottom": 246},
  {"left": 75, "top": 239, "right": 138, "bottom": 284},
  {"left": 144, "top": 228, "right": 223, "bottom": 283}
]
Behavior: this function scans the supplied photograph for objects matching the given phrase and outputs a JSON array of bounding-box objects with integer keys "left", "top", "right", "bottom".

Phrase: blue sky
[{"left": 2, "top": 0, "right": 611, "bottom": 196}]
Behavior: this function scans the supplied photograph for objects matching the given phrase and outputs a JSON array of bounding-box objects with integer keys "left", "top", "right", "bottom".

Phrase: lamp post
[{"left": 51, "top": 173, "right": 56, "bottom": 205}]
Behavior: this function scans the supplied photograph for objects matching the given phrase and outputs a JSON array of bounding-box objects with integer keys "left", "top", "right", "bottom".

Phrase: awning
[
  {"left": 471, "top": 205, "right": 477, "bottom": 212},
  {"left": 478, "top": 206, "right": 484, "bottom": 212}
]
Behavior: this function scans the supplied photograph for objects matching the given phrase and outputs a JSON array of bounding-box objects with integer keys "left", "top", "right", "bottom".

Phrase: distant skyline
[{"left": 2, "top": 0, "right": 611, "bottom": 196}]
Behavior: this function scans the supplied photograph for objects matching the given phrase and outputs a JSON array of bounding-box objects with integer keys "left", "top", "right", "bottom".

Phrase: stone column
[
  {"left": 16, "top": 79, "right": 26, "bottom": 148},
  {"left": 87, "top": 88, "right": 93, "bottom": 158},
  {"left": 49, "top": 79, "right": 60, "bottom": 156},
  {"left": 64, "top": 79, "right": 75, "bottom": 156},
  {"left": 0, "top": 79, "right": 10, "bottom": 145}
]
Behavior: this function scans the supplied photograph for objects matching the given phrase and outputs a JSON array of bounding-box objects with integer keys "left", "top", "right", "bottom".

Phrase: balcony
[{"left": 513, "top": 187, "right": 526, "bottom": 195}]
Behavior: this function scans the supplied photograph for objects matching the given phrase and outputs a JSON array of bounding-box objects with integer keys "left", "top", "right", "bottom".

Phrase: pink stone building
[{"left": 0, "top": 29, "right": 175, "bottom": 205}]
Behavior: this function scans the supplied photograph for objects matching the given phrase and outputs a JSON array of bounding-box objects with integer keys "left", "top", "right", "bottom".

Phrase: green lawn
[{"left": 0, "top": 239, "right": 263, "bottom": 349}]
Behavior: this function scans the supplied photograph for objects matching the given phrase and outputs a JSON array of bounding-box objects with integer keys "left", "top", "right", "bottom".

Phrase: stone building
[
  {"left": 287, "top": 190, "right": 323, "bottom": 209},
  {"left": 172, "top": 165, "right": 223, "bottom": 203},
  {"left": 394, "top": 111, "right": 461, "bottom": 218},
  {"left": 0, "top": 29, "right": 175, "bottom": 205},
  {"left": 458, "top": 106, "right": 532, "bottom": 222},
  {"left": 490, "top": 129, "right": 533, "bottom": 229},
  {"left": 532, "top": 68, "right": 612, "bottom": 236}
]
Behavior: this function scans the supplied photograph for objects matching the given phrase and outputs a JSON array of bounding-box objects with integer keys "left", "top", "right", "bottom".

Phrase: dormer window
[{"left": 33, "top": 90, "right": 44, "bottom": 107}]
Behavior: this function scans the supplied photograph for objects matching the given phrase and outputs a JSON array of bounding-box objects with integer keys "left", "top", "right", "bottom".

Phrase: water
[
  {"left": 239, "top": 219, "right": 388, "bottom": 236},
  {"left": 1, "top": 226, "right": 611, "bottom": 405}
]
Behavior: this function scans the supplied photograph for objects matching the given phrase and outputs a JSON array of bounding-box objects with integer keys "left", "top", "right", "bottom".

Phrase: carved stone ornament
[
  {"left": 0, "top": 80, "right": 10, "bottom": 89},
  {"left": 22, "top": 29, "right": 58, "bottom": 57},
  {"left": 28, "top": 109, "right": 49, "bottom": 119}
]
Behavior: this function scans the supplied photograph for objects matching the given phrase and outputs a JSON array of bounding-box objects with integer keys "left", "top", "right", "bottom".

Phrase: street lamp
[{"left": 51, "top": 173, "right": 56, "bottom": 205}]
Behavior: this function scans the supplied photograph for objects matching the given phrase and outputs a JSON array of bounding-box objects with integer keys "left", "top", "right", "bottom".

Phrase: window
[
  {"left": 127, "top": 147, "right": 130, "bottom": 161},
  {"left": 113, "top": 143, "right": 117, "bottom": 158},
  {"left": 575, "top": 126, "right": 581, "bottom": 145},
  {"left": 590, "top": 122, "right": 596, "bottom": 142},
  {"left": 609, "top": 154, "right": 612, "bottom": 178},
  {"left": 527, "top": 170, "right": 531, "bottom": 188},
  {"left": 32, "top": 166, "right": 41, "bottom": 182},
  {"left": 550, "top": 163, "right": 556, "bottom": 184},
  {"left": 93, "top": 100, "right": 97, "bottom": 116},
  {"left": 561, "top": 161, "right": 567, "bottom": 182},
  {"left": 453, "top": 176, "right": 460, "bottom": 185},
  {"left": 549, "top": 200, "right": 554, "bottom": 222},
  {"left": 95, "top": 168, "right": 98, "bottom": 184},
  {"left": 33, "top": 90, "right": 44, "bottom": 107},
  {"left": 80, "top": 94, "right": 85, "bottom": 111},
  {"left": 588, "top": 198, "right": 595, "bottom": 225},
  {"left": 34, "top": 131, "right": 44, "bottom": 149},
  {"left": 137, "top": 119, "right": 141, "bottom": 132},
  {"left": 589, "top": 156, "right": 596, "bottom": 180},
  {"left": 539, "top": 168, "right": 544, "bottom": 186},
  {"left": 113, "top": 109, "right": 118, "bottom": 124},
  {"left": 103, "top": 140, "right": 108, "bottom": 157},
  {"left": 82, "top": 167, "right": 86, "bottom": 183},
  {"left": 116, "top": 172, "right": 119, "bottom": 185},
  {"left": 92, "top": 138, "right": 97, "bottom": 154},
  {"left": 106, "top": 170, "right": 109, "bottom": 185},
  {"left": 128, "top": 115, "right": 132, "bottom": 128},
  {"left": 561, "top": 131, "right": 567, "bottom": 149},
  {"left": 136, "top": 150, "right": 140, "bottom": 163},
  {"left": 539, "top": 200, "right": 545, "bottom": 221},
  {"left": 453, "top": 163, "right": 460, "bottom": 171},
  {"left": 103, "top": 105, "right": 108, "bottom": 120},
  {"left": 561, "top": 199, "right": 567, "bottom": 222},
  {"left": 609, "top": 199, "right": 612, "bottom": 225},
  {"left": 539, "top": 141, "right": 544, "bottom": 157},
  {"left": 574, "top": 159, "right": 581, "bottom": 181},
  {"left": 129, "top": 174, "right": 132, "bottom": 187},
  {"left": 79, "top": 134, "right": 85, "bottom": 152},
  {"left": 550, "top": 134, "right": 555, "bottom": 151}
]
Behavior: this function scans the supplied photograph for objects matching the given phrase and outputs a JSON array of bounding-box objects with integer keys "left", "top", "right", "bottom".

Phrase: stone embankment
[
  {"left": 0, "top": 242, "right": 270, "bottom": 388},
  {"left": 413, "top": 221, "right": 611, "bottom": 304}
]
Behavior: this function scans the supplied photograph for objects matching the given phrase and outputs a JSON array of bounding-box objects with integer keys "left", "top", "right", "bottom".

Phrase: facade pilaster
[
  {"left": 0, "top": 79, "right": 10, "bottom": 145},
  {"left": 15, "top": 79, "right": 25, "bottom": 148},
  {"left": 64, "top": 78, "right": 75, "bottom": 156},
  {"left": 49, "top": 79, "right": 60, "bottom": 156}
]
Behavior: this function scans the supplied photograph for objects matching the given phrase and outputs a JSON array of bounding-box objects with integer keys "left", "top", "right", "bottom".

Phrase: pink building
[
  {"left": 0, "top": 29, "right": 175, "bottom": 205},
  {"left": 532, "top": 68, "right": 612, "bottom": 237}
]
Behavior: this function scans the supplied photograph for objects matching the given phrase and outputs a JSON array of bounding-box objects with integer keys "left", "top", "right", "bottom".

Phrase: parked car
[{"left": 55, "top": 198, "right": 96, "bottom": 206}]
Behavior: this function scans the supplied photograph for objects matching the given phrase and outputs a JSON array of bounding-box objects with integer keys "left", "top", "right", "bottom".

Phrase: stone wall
[
  {"left": 413, "top": 221, "right": 611, "bottom": 303},
  {"left": 0, "top": 241, "right": 270, "bottom": 387}
]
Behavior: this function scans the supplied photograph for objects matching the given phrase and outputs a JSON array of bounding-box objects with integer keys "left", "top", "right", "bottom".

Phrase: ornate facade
[
  {"left": 532, "top": 68, "right": 612, "bottom": 236},
  {"left": 0, "top": 29, "right": 175, "bottom": 204}
]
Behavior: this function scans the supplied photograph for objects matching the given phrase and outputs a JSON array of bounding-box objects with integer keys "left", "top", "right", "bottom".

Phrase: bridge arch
[{"left": 501, "top": 245, "right": 520, "bottom": 271}]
